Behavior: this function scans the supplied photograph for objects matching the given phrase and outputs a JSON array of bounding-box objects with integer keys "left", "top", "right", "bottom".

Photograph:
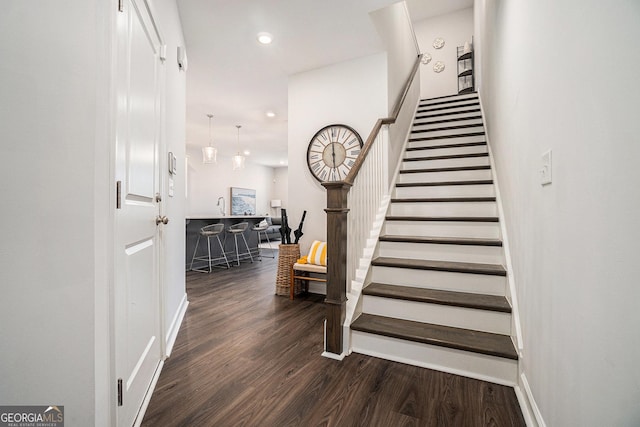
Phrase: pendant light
[
  {"left": 202, "top": 114, "right": 217, "bottom": 164},
  {"left": 232, "top": 125, "right": 246, "bottom": 170}
]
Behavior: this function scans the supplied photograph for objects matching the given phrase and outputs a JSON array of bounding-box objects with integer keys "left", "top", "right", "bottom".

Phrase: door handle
[{"left": 156, "top": 215, "right": 169, "bottom": 225}]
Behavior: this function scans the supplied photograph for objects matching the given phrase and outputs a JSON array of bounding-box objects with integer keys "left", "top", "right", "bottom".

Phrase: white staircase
[{"left": 350, "top": 93, "right": 518, "bottom": 385}]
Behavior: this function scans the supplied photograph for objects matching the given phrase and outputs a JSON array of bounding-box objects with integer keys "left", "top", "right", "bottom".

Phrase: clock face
[{"left": 306, "top": 124, "right": 363, "bottom": 182}]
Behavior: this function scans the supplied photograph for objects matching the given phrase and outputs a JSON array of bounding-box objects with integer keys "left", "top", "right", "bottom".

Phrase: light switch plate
[{"left": 541, "top": 150, "right": 552, "bottom": 185}]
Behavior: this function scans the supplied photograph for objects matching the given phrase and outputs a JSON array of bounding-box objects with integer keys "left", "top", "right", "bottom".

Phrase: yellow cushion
[
  {"left": 296, "top": 255, "right": 308, "bottom": 264},
  {"left": 307, "top": 240, "right": 327, "bottom": 266}
]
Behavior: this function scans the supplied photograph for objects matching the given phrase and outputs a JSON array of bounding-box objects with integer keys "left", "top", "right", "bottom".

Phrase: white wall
[
  {"left": 186, "top": 147, "right": 275, "bottom": 217},
  {"left": 288, "top": 53, "right": 388, "bottom": 254},
  {"left": 370, "top": 1, "right": 419, "bottom": 113},
  {"left": 414, "top": 7, "right": 474, "bottom": 98},
  {"left": 0, "top": 2, "right": 104, "bottom": 425},
  {"left": 153, "top": 0, "right": 187, "bottom": 358},
  {"left": 475, "top": 1, "right": 640, "bottom": 425},
  {"left": 0, "top": 1, "right": 187, "bottom": 426},
  {"left": 271, "top": 167, "right": 289, "bottom": 217},
  {"left": 370, "top": 1, "right": 421, "bottom": 182}
]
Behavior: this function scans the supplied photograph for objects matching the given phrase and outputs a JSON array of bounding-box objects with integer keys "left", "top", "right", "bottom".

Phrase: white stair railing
[{"left": 346, "top": 126, "right": 388, "bottom": 294}]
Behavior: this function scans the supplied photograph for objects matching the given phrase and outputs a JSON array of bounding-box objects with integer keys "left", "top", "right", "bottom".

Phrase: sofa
[{"left": 260, "top": 217, "right": 282, "bottom": 242}]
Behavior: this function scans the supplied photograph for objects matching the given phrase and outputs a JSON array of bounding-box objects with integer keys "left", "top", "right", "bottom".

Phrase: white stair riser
[
  {"left": 419, "top": 94, "right": 478, "bottom": 106},
  {"left": 408, "top": 134, "right": 485, "bottom": 148},
  {"left": 402, "top": 156, "right": 489, "bottom": 169},
  {"left": 417, "top": 104, "right": 480, "bottom": 116},
  {"left": 405, "top": 145, "right": 487, "bottom": 159},
  {"left": 398, "top": 169, "right": 492, "bottom": 183},
  {"left": 410, "top": 126, "right": 485, "bottom": 139},
  {"left": 384, "top": 220, "right": 501, "bottom": 239},
  {"left": 389, "top": 201, "right": 497, "bottom": 217},
  {"left": 413, "top": 118, "right": 483, "bottom": 131},
  {"left": 351, "top": 331, "right": 517, "bottom": 385},
  {"left": 362, "top": 295, "right": 511, "bottom": 335},
  {"left": 395, "top": 184, "right": 495, "bottom": 198},
  {"left": 370, "top": 265, "right": 506, "bottom": 295},
  {"left": 377, "top": 241, "right": 505, "bottom": 264}
]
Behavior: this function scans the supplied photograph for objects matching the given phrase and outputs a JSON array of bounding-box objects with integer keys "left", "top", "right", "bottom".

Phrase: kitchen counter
[
  {"left": 187, "top": 215, "right": 268, "bottom": 220},
  {"left": 185, "top": 215, "right": 268, "bottom": 271}
]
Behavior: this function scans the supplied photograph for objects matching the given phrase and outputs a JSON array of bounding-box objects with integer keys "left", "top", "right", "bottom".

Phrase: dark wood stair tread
[
  {"left": 379, "top": 234, "right": 502, "bottom": 246},
  {"left": 385, "top": 215, "right": 499, "bottom": 222},
  {"left": 396, "top": 179, "right": 492, "bottom": 187},
  {"left": 400, "top": 165, "right": 491, "bottom": 174},
  {"left": 411, "top": 123, "right": 483, "bottom": 134},
  {"left": 406, "top": 141, "right": 486, "bottom": 152},
  {"left": 391, "top": 196, "right": 496, "bottom": 203},
  {"left": 372, "top": 256, "right": 506, "bottom": 276},
  {"left": 410, "top": 131, "right": 485, "bottom": 142},
  {"left": 363, "top": 282, "right": 511, "bottom": 313},
  {"left": 351, "top": 314, "right": 517, "bottom": 360},
  {"left": 404, "top": 152, "right": 489, "bottom": 162}
]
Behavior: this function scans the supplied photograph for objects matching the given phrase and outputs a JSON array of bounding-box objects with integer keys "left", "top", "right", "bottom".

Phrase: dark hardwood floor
[{"left": 142, "top": 256, "right": 525, "bottom": 426}]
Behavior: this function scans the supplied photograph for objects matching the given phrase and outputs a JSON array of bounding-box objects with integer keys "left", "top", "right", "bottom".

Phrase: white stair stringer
[{"left": 343, "top": 195, "right": 391, "bottom": 353}]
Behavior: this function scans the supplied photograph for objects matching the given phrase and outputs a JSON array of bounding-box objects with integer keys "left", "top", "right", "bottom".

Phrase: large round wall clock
[{"left": 306, "top": 124, "right": 364, "bottom": 182}]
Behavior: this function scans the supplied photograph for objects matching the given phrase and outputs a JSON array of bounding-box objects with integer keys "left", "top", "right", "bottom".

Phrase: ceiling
[{"left": 177, "top": 0, "right": 473, "bottom": 167}]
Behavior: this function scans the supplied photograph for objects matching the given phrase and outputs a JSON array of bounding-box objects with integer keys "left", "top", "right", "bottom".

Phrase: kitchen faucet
[{"left": 217, "top": 196, "right": 225, "bottom": 216}]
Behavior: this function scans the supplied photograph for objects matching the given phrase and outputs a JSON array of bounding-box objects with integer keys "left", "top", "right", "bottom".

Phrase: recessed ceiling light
[
  {"left": 257, "top": 32, "right": 273, "bottom": 45},
  {"left": 279, "top": 160, "right": 286, "bottom": 165},
  {"left": 243, "top": 150, "right": 251, "bottom": 156},
  {"left": 265, "top": 111, "right": 276, "bottom": 118}
]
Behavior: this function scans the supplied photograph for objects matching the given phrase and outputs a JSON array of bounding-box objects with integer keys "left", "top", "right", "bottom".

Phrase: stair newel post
[{"left": 322, "top": 181, "right": 352, "bottom": 356}]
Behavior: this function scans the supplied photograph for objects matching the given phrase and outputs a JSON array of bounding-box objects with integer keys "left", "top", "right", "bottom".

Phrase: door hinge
[
  {"left": 118, "top": 0, "right": 123, "bottom": 12},
  {"left": 117, "top": 378, "right": 123, "bottom": 406},
  {"left": 116, "top": 180, "right": 122, "bottom": 209}
]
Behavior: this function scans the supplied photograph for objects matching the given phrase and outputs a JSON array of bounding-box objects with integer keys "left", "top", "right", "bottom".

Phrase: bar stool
[
  {"left": 190, "top": 223, "right": 230, "bottom": 272},
  {"left": 227, "top": 222, "right": 253, "bottom": 266},
  {"left": 251, "top": 222, "right": 275, "bottom": 260}
]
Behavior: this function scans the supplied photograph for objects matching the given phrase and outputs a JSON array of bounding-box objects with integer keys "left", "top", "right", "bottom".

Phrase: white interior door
[{"left": 114, "top": 0, "right": 164, "bottom": 425}]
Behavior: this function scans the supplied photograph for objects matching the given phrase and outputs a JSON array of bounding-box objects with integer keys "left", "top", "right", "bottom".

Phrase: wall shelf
[{"left": 457, "top": 43, "right": 475, "bottom": 94}]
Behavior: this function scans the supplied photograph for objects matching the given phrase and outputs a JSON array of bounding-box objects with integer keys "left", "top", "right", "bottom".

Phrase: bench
[{"left": 290, "top": 263, "right": 326, "bottom": 300}]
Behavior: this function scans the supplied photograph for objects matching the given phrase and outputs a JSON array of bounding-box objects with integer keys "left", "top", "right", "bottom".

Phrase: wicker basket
[{"left": 276, "top": 243, "right": 300, "bottom": 296}]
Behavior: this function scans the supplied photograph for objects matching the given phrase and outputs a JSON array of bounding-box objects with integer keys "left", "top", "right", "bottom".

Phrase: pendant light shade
[
  {"left": 202, "top": 114, "right": 217, "bottom": 164},
  {"left": 232, "top": 125, "right": 246, "bottom": 170}
]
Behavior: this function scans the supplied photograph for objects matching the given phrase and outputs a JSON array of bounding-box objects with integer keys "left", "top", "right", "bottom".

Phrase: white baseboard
[
  {"left": 164, "top": 293, "right": 188, "bottom": 357},
  {"left": 322, "top": 319, "right": 347, "bottom": 361},
  {"left": 321, "top": 351, "right": 346, "bottom": 361},
  {"left": 515, "top": 372, "right": 546, "bottom": 427}
]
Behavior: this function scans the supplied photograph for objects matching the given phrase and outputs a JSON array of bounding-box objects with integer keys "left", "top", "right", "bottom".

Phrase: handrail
[
  {"left": 321, "top": 54, "right": 422, "bottom": 356},
  {"left": 388, "top": 54, "right": 422, "bottom": 123},
  {"left": 343, "top": 55, "right": 422, "bottom": 186}
]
